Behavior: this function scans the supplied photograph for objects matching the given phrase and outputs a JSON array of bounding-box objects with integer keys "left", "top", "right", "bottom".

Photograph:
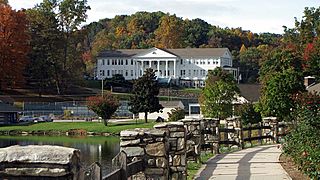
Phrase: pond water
[{"left": 0, "top": 135, "right": 120, "bottom": 176}]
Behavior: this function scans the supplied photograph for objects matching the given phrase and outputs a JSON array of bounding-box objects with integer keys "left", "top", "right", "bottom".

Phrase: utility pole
[{"left": 100, "top": 70, "right": 104, "bottom": 97}]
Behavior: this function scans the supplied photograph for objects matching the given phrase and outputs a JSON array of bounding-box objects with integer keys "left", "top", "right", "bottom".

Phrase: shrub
[
  {"left": 283, "top": 92, "right": 320, "bottom": 179},
  {"left": 235, "top": 103, "right": 262, "bottom": 125},
  {"left": 167, "top": 108, "right": 185, "bottom": 121}
]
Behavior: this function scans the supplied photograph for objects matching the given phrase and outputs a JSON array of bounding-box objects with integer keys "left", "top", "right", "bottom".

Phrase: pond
[{"left": 0, "top": 135, "right": 120, "bottom": 176}]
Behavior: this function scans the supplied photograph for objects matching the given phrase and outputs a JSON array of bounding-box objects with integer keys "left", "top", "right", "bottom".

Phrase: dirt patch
[{"left": 279, "top": 153, "right": 309, "bottom": 180}]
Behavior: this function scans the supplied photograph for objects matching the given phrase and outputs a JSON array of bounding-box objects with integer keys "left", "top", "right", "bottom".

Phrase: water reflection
[{"left": 0, "top": 136, "right": 120, "bottom": 175}]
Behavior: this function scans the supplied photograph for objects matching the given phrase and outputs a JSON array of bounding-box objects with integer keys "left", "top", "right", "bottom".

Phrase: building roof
[
  {"left": 167, "top": 48, "right": 229, "bottom": 58},
  {"left": 97, "top": 49, "right": 145, "bottom": 58},
  {"left": 160, "top": 101, "right": 184, "bottom": 108},
  {"left": 307, "top": 83, "right": 320, "bottom": 94},
  {"left": 237, "top": 84, "right": 261, "bottom": 102},
  {"left": 0, "top": 102, "right": 20, "bottom": 112},
  {"left": 97, "top": 47, "right": 229, "bottom": 59}
]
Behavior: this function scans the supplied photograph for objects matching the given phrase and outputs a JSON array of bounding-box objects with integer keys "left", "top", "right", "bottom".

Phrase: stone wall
[
  {"left": 120, "top": 128, "right": 169, "bottom": 180},
  {"left": 154, "top": 122, "right": 186, "bottom": 180},
  {"left": 179, "top": 119, "right": 202, "bottom": 162}
]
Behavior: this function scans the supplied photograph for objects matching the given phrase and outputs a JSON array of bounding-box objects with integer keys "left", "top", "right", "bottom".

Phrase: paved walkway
[{"left": 195, "top": 144, "right": 291, "bottom": 180}]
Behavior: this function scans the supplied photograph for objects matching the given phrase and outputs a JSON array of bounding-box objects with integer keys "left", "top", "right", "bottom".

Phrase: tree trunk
[
  {"left": 144, "top": 112, "right": 148, "bottom": 123},
  {"left": 103, "top": 119, "right": 108, "bottom": 126}
]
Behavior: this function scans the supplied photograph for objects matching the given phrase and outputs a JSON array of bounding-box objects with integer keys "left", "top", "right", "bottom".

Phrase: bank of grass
[
  {"left": 0, "top": 135, "right": 120, "bottom": 144},
  {"left": 187, "top": 152, "right": 214, "bottom": 180},
  {"left": 0, "top": 120, "right": 156, "bottom": 135}
]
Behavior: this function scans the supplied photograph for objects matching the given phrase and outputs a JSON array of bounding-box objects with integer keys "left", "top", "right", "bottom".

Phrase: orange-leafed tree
[
  {"left": 154, "top": 14, "right": 185, "bottom": 49},
  {"left": 0, "top": 4, "right": 30, "bottom": 90}
]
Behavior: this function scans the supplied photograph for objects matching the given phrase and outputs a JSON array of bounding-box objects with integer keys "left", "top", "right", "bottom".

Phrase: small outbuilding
[
  {"left": 138, "top": 101, "right": 185, "bottom": 121},
  {"left": 0, "top": 102, "right": 20, "bottom": 125}
]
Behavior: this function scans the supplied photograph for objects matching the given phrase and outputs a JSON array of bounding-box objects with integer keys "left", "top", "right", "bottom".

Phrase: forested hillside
[{"left": 81, "top": 11, "right": 281, "bottom": 83}]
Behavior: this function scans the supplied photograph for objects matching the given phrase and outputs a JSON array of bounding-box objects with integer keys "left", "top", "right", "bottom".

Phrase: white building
[{"left": 96, "top": 47, "right": 238, "bottom": 87}]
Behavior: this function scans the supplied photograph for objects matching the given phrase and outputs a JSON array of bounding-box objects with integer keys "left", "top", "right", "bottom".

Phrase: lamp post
[{"left": 100, "top": 70, "right": 104, "bottom": 97}]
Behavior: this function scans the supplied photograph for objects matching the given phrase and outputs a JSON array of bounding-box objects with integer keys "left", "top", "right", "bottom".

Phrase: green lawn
[{"left": 0, "top": 120, "right": 156, "bottom": 135}]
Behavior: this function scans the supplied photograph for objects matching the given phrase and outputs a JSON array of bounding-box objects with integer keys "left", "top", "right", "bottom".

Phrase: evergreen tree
[{"left": 129, "top": 68, "right": 163, "bottom": 123}]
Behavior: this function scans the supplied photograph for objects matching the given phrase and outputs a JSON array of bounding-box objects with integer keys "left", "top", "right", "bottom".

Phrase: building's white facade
[{"left": 96, "top": 47, "right": 237, "bottom": 87}]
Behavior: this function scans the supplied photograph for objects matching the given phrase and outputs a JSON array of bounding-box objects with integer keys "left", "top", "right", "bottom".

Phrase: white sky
[{"left": 8, "top": 0, "right": 320, "bottom": 34}]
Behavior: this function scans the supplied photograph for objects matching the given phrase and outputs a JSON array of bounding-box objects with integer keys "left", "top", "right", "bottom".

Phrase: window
[
  {"left": 100, "top": 70, "right": 105, "bottom": 76},
  {"left": 180, "top": 59, "right": 183, "bottom": 64},
  {"left": 126, "top": 59, "right": 128, "bottom": 65},
  {"left": 125, "top": 70, "right": 128, "bottom": 76},
  {"left": 112, "top": 59, "right": 114, "bottom": 65},
  {"left": 131, "top": 59, "right": 134, "bottom": 65},
  {"left": 107, "top": 59, "right": 110, "bottom": 65},
  {"left": 121, "top": 59, "right": 123, "bottom": 65},
  {"left": 107, "top": 70, "right": 110, "bottom": 76},
  {"left": 196, "top": 60, "right": 199, "bottom": 65},
  {"left": 131, "top": 70, "right": 133, "bottom": 76},
  {"left": 189, "top": 60, "right": 191, "bottom": 64},
  {"left": 168, "top": 70, "right": 170, "bottom": 76},
  {"left": 208, "top": 60, "right": 210, "bottom": 65},
  {"left": 102, "top": 59, "right": 105, "bottom": 65}
]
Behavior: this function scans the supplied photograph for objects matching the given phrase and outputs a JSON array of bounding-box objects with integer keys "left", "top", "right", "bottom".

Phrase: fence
[{"left": 21, "top": 101, "right": 133, "bottom": 118}]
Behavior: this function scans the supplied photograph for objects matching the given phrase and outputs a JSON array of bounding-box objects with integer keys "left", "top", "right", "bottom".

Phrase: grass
[
  {"left": 0, "top": 120, "right": 157, "bottom": 135},
  {"left": 0, "top": 135, "right": 120, "bottom": 145},
  {"left": 187, "top": 152, "right": 214, "bottom": 180}
]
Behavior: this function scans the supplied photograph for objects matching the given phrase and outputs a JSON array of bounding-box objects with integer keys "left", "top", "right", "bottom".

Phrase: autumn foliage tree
[
  {"left": 0, "top": 4, "right": 30, "bottom": 90},
  {"left": 86, "top": 93, "right": 120, "bottom": 126}
]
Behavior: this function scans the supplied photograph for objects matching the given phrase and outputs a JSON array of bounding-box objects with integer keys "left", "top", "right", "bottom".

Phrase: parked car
[
  {"left": 33, "top": 116, "right": 45, "bottom": 123},
  {"left": 39, "top": 115, "right": 53, "bottom": 122},
  {"left": 19, "top": 116, "right": 35, "bottom": 122}
]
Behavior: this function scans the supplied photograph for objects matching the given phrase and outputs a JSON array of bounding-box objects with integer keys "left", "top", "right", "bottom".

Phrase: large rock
[
  {"left": 120, "top": 147, "right": 144, "bottom": 157},
  {"left": 0, "top": 145, "right": 80, "bottom": 164},
  {"left": 0, "top": 145, "right": 81, "bottom": 178},
  {"left": 146, "top": 142, "right": 166, "bottom": 156}
]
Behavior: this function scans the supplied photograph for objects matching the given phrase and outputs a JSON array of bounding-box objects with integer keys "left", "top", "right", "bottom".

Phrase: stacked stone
[
  {"left": 120, "top": 128, "right": 169, "bottom": 180},
  {"left": 154, "top": 122, "right": 187, "bottom": 180},
  {"left": 225, "top": 117, "right": 243, "bottom": 148},
  {"left": 202, "top": 118, "right": 220, "bottom": 153},
  {"left": 179, "top": 119, "right": 202, "bottom": 162},
  {"left": 262, "top": 117, "right": 278, "bottom": 143}
]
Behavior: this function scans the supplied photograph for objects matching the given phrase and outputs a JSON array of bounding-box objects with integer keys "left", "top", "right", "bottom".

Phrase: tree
[
  {"left": 0, "top": 0, "right": 8, "bottom": 5},
  {"left": 259, "top": 68, "right": 305, "bottom": 121},
  {"left": 26, "top": 5, "right": 63, "bottom": 96},
  {"left": 184, "top": 18, "right": 210, "bottom": 47},
  {"left": 154, "top": 14, "right": 185, "bottom": 48},
  {"left": 199, "top": 68, "right": 239, "bottom": 119},
  {"left": 0, "top": 4, "right": 30, "bottom": 90},
  {"left": 129, "top": 68, "right": 163, "bottom": 123},
  {"left": 167, "top": 108, "right": 185, "bottom": 122},
  {"left": 86, "top": 93, "right": 120, "bottom": 126}
]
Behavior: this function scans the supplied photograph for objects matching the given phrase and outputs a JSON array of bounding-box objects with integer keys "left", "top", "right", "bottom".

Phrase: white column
[
  {"left": 173, "top": 60, "right": 176, "bottom": 78},
  {"left": 149, "top": 60, "right": 152, "bottom": 68},
  {"left": 141, "top": 60, "right": 144, "bottom": 76},
  {"left": 157, "top": 60, "right": 160, "bottom": 77},
  {"left": 165, "top": 60, "right": 168, "bottom": 78}
]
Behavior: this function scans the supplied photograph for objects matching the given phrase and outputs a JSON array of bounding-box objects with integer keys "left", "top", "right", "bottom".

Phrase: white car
[{"left": 19, "top": 116, "right": 35, "bottom": 122}]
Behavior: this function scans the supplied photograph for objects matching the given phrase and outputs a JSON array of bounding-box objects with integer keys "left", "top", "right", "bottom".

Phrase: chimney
[{"left": 304, "top": 76, "right": 315, "bottom": 87}]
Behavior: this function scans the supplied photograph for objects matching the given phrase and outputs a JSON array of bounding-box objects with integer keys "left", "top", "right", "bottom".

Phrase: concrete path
[{"left": 195, "top": 144, "right": 291, "bottom": 180}]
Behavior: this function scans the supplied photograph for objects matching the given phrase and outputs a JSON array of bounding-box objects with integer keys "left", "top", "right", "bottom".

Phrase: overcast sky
[{"left": 8, "top": 0, "right": 319, "bottom": 34}]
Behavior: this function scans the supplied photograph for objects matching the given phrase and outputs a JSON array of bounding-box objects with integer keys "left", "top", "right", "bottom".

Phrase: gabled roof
[
  {"left": 167, "top": 48, "right": 229, "bottom": 58},
  {"left": 97, "top": 49, "right": 145, "bottom": 58},
  {"left": 97, "top": 47, "right": 229, "bottom": 59},
  {"left": 307, "top": 83, "right": 320, "bottom": 94},
  {"left": 160, "top": 101, "right": 184, "bottom": 108},
  {"left": 0, "top": 102, "right": 20, "bottom": 112},
  {"left": 237, "top": 84, "right": 261, "bottom": 102}
]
